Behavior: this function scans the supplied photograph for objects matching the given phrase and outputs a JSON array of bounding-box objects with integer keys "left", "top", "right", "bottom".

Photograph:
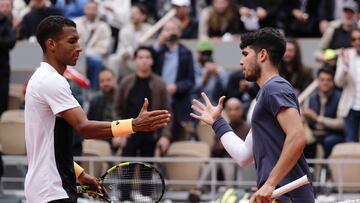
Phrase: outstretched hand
[
  {"left": 190, "top": 92, "right": 225, "bottom": 126},
  {"left": 133, "top": 98, "right": 171, "bottom": 132}
]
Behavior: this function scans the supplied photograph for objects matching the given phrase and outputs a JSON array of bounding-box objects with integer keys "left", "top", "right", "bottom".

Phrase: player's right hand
[
  {"left": 132, "top": 98, "right": 171, "bottom": 132},
  {"left": 190, "top": 92, "right": 225, "bottom": 126}
]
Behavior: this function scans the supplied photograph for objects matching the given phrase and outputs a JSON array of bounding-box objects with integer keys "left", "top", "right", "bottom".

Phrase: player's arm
[
  {"left": 267, "top": 107, "right": 306, "bottom": 186},
  {"left": 59, "top": 98, "right": 171, "bottom": 139},
  {"left": 251, "top": 107, "right": 306, "bottom": 203},
  {"left": 219, "top": 128, "right": 253, "bottom": 167},
  {"left": 74, "top": 162, "right": 102, "bottom": 192}
]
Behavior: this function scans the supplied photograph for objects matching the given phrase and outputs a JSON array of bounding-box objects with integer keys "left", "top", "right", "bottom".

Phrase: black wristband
[{"left": 212, "top": 117, "right": 233, "bottom": 140}]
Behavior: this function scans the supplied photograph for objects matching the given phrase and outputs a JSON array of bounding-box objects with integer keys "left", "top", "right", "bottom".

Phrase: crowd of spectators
[{"left": 2, "top": 0, "right": 360, "bottom": 199}]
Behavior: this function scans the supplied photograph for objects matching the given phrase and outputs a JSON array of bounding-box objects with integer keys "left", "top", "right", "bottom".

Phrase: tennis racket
[{"left": 78, "top": 162, "right": 165, "bottom": 203}]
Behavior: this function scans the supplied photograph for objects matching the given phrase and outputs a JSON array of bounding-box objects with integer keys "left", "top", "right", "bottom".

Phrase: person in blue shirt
[{"left": 190, "top": 27, "right": 315, "bottom": 203}]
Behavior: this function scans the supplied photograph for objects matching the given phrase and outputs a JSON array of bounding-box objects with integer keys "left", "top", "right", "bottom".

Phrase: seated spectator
[
  {"left": 107, "top": 4, "right": 151, "bottom": 81},
  {"left": 171, "top": 0, "right": 198, "bottom": 39},
  {"left": 335, "top": 28, "right": 360, "bottom": 142},
  {"left": 87, "top": 69, "right": 117, "bottom": 152},
  {"left": 74, "top": 0, "right": 111, "bottom": 90},
  {"left": 302, "top": 67, "right": 344, "bottom": 159},
  {"left": 226, "top": 70, "right": 258, "bottom": 114},
  {"left": 279, "top": 39, "right": 313, "bottom": 94},
  {"left": 153, "top": 18, "right": 195, "bottom": 141},
  {"left": 0, "top": 0, "right": 21, "bottom": 29},
  {"left": 18, "top": 0, "right": 62, "bottom": 40},
  {"left": 97, "top": 0, "right": 130, "bottom": 53},
  {"left": 279, "top": 0, "right": 321, "bottom": 37},
  {"left": 315, "top": 0, "right": 358, "bottom": 68},
  {"left": 0, "top": 7, "right": 16, "bottom": 116},
  {"left": 199, "top": 0, "right": 243, "bottom": 40},
  {"left": 131, "top": 0, "right": 164, "bottom": 22},
  {"left": 87, "top": 69, "right": 116, "bottom": 122},
  {"left": 318, "top": 0, "right": 360, "bottom": 34},
  {"left": 238, "top": 0, "right": 282, "bottom": 32},
  {"left": 192, "top": 39, "right": 228, "bottom": 105},
  {"left": 55, "top": 0, "right": 88, "bottom": 19}
]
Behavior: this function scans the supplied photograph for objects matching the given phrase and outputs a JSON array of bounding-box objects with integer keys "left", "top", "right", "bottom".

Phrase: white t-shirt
[
  {"left": 353, "top": 56, "right": 360, "bottom": 110},
  {"left": 24, "top": 62, "right": 80, "bottom": 203}
]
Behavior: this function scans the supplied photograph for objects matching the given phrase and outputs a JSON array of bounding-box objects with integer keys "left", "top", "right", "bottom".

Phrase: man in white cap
[{"left": 171, "top": 0, "right": 198, "bottom": 39}]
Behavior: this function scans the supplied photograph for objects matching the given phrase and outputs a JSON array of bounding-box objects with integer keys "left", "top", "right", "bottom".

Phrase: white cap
[{"left": 171, "top": 0, "right": 190, "bottom": 7}]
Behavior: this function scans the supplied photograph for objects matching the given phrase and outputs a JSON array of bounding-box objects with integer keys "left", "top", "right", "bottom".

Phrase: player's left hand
[
  {"left": 78, "top": 172, "right": 108, "bottom": 198},
  {"left": 190, "top": 92, "right": 225, "bottom": 126},
  {"left": 78, "top": 172, "right": 99, "bottom": 187},
  {"left": 250, "top": 182, "right": 275, "bottom": 203}
]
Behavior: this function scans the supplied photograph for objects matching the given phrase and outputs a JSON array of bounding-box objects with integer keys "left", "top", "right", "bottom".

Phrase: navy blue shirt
[{"left": 252, "top": 76, "right": 314, "bottom": 202}]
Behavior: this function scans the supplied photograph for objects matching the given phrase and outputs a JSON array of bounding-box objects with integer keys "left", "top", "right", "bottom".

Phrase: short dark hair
[
  {"left": 240, "top": 27, "right": 286, "bottom": 66},
  {"left": 36, "top": 16, "right": 76, "bottom": 52},
  {"left": 317, "top": 66, "right": 335, "bottom": 78},
  {"left": 134, "top": 46, "right": 155, "bottom": 60},
  {"left": 100, "top": 68, "right": 115, "bottom": 76},
  {"left": 132, "top": 3, "right": 148, "bottom": 17}
]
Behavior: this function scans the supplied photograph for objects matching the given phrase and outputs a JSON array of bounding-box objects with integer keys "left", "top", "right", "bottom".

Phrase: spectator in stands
[
  {"left": 55, "top": 0, "right": 88, "bottom": 19},
  {"left": 199, "top": 0, "right": 243, "bottom": 40},
  {"left": 0, "top": 4, "right": 17, "bottom": 116},
  {"left": 192, "top": 39, "right": 228, "bottom": 106},
  {"left": 302, "top": 67, "right": 344, "bottom": 158},
  {"left": 335, "top": 28, "right": 360, "bottom": 142},
  {"left": 0, "top": 0, "right": 21, "bottom": 30},
  {"left": 212, "top": 97, "right": 251, "bottom": 180},
  {"left": 74, "top": 0, "right": 111, "bottom": 90},
  {"left": 279, "top": 0, "right": 321, "bottom": 37},
  {"left": 12, "top": 0, "right": 27, "bottom": 23},
  {"left": 315, "top": 0, "right": 358, "bottom": 68},
  {"left": 318, "top": 0, "right": 360, "bottom": 34},
  {"left": 87, "top": 69, "right": 116, "bottom": 153},
  {"left": 279, "top": 39, "right": 313, "bottom": 94},
  {"left": 171, "top": 0, "right": 198, "bottom": 39},
  {"left": 238, "top": 0, "right": 282, "bottom": 32},
  {"left": 18, "top": 0, "right": 62, "bottom": 40},
  {"left": 113, "top": 47, "right": 171, "bottom": 201},
  {"left": 88, "top": 69, "right": 116, "bottom": 122},
  {"left": 107, "top": 4, "right": 151, "bottom": 81},
  {"left": 97, "top": 0, "right": 130, "bottom": 53},
  {"left": 226, "top": 70, "right": 259, "bottom": 114},
  {"left": 153, "top": 18, "right": 195, "bottom": 141},
  {"left": 131, "top": 0, "right": 162, "bottom": 22}
]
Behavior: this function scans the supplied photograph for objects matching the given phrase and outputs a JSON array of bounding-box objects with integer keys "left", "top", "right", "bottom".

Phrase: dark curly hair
[{"left": 240, "top": 27, "right": 286, "bottom": 66}]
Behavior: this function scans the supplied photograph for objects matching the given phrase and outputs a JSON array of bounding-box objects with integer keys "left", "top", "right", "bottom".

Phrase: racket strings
[{"left": 103, "top": 164, "right": 164, "bottom": 203}]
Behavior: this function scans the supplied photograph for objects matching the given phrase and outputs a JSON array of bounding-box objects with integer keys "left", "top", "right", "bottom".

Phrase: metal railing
[{"left": 2, "top": 156, "right": 360, "bottom": 201}]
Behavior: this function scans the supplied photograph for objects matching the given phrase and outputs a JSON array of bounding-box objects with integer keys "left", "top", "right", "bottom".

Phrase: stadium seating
[
  {"left": 81, "top": 140, "right": 112, "bottom": 177},
  {"left": 0, "top": 122, "right": 26, "bottom": 155},
  {"left": 164, "top": 141, "right": 210, "bottom": 190},
  {"left": 329, "top": 143, "right": 360, "bottom": 192},
  {"left": 0, "top": 110, "right": 24, "bottom": 123}
]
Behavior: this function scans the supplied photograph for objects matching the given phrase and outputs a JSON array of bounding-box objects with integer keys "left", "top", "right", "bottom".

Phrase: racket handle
[{"left": 272, "top": 175, "right": 310, "bottom": 198}]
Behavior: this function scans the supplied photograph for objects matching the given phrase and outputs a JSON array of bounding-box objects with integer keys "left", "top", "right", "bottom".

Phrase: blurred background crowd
[{"left": 1, "top": 0, "right": 360, "bottom": 202}]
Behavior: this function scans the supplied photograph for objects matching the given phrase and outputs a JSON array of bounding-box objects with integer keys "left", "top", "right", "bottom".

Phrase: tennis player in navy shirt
[{"left": 191, "top": 27, "right": 315, "bottom": 203}]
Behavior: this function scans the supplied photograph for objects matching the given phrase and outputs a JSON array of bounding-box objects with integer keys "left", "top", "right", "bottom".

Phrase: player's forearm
[
  {"left": 77, "top": 120, "right": 113, "bottom": 139},
  {"left": 266, "top": 130, "right": 306, "bottom": 187},
  {"left": 78, "top": 119, "right": 134, "bottom": 139},
  {"left": 221, "top": 130, "right": 254, "bottom": 167},
  {"left": 213, "top": 118, "right": 254, "bottom": 167}
]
